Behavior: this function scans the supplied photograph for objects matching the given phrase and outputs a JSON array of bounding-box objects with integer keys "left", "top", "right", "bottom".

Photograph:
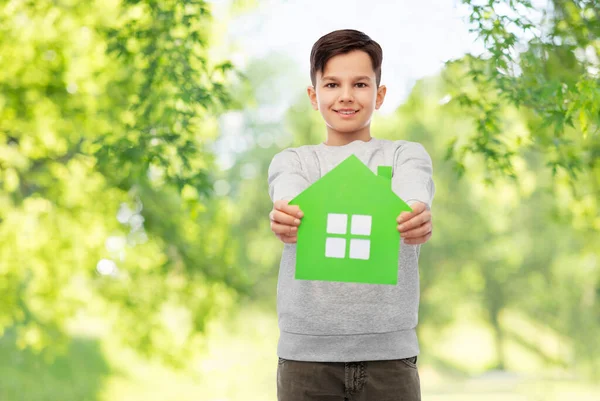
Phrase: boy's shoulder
[
  {"left": 269, "top": 138, "right": 430, "bottom": 163},
  {"left": 268, "top": 142, "right": 321, "bottom": 165},
  {"left": 273, "top": 142, "right": 320, "bottom": 154}
]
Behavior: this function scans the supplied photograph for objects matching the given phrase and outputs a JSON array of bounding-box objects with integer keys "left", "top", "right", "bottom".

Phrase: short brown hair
[{"left": 309, "top": 29, "right": 383, "bottom": 87}]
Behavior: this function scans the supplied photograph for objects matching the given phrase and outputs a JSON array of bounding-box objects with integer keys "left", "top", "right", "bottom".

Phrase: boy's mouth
[{"left": 333, "top": 109, "right": 359, "bottom": 116}]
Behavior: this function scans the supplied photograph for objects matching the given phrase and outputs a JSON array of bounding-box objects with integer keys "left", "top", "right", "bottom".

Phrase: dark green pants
[{"left": 277, "top": 356, "right": 420, "bottom": 401}]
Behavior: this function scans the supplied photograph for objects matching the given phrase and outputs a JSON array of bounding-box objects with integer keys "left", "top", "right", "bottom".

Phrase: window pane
[
  {"left": 325, "top": 237, "right": 346, "bottom": 258},
  {"left": 349, "top": 239, "right": 370, "bottom": 260},
  {"left": 327, "top": 213, "right": 348, "bottom": 234},
  {"left": 350, "top": 214, "right": 372, "bottom": 236}
]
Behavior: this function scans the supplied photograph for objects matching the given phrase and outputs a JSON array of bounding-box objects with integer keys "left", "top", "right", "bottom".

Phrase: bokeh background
[{"left": 1, "top": 0, "right": 599, "bottom": 400}]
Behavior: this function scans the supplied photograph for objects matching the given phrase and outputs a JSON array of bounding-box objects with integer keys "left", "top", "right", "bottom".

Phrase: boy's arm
[
  {"left": 391, "top": 142, "right": 435, "bottom": 210},
  {"left": 268, "top": 150, "right": 310, "bottom": 244},
  {"left": 268, "top": 149, "right": 311, "bottom": 202},
  {"left": 392, "top": 142, "right": 435, "bottom": 247}
]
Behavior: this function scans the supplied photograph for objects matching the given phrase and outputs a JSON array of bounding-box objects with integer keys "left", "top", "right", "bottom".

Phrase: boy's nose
[{"left": 339, "top": 89, "right": 355, "bottom": 102}]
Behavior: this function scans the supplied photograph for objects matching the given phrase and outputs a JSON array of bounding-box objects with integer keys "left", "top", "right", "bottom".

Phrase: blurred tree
[
  {"left": 446, "top": 0, "right": 598, "bottom": 192},
  {"left": 0, "top": 0, "right": 247, "bottom": 366},
  {"left": 209, "top": 52, "right": 306, "bottom": 304},
  {"left": 442, "top": 3, "right": 598, "bottom": 377}
]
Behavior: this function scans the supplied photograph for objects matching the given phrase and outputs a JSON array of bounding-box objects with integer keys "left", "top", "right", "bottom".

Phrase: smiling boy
[{"left": 267, "top": 29, "right": 435, "bottom": 401}]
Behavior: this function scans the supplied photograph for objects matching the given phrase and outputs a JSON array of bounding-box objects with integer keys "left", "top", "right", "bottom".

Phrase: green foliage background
[{"left": 0, "top": 0, "right": 598, "bottom": 399}]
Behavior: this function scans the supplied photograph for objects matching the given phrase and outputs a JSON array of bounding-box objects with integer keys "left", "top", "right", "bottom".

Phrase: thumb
[{"left": 409, "top": 201, "right": 426, "bottom": 213}]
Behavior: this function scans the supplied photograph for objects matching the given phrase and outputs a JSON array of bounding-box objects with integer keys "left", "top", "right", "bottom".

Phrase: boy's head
[{"left": 307, "top": 29, "right": 386, "bottom": 144}]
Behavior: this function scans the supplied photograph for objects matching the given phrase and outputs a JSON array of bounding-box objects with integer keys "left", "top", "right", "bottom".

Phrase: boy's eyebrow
[{"left": 321, "top": 75, "right": 372, "bottom": 81}]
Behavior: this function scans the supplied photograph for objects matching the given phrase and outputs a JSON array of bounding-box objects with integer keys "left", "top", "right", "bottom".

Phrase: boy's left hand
[{"left": 396, "top": 202, "right": 433, "bottom": 245}]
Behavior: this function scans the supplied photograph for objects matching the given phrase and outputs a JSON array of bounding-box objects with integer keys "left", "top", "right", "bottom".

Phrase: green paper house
[{"left": 288, "top": 154, "right": 413, "bottom": 285}]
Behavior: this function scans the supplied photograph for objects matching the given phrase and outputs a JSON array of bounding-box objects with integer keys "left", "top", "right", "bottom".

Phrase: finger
[
  {"left": 397, "top": 210, "right": 431, "bottom": 231},
  {"left": 397, "top": 210, "right": 414, "bottom": 223},
  {"left": 281, "top": 235, "right": 297, "bottom": 244},
  {"left": 410, "top": 202, "right": 426, "bottom": 214},
  {"left": 399, "top": 222, "right": 432, "bottom": 238},
  {"left": 404, "top": 231, "right": 432, "bottom": 245},
  {"left": 274, "top": 200, "right": 304, "bottom": 218},
  {"left": 271, "top": 221, "right": 298, "bottom": 236},
  {"left": 397, "top": 202, "right": 426, "bottom": 222},
  {"left": 270, "top": 209, "right": 302, "bottom": 226},
  {"left": 276, "top": 234, "right": 297, "bottom": 244},
  {"left": 398, "top": 221, "right": 433, "bottom": 238}
]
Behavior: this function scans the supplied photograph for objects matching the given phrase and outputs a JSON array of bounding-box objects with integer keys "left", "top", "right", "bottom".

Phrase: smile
[{"left": 334, "top": 109, "right": 359, "bottom": 116}]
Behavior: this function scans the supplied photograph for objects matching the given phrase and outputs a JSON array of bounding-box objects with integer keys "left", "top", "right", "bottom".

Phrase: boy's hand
[
  {"left": 397, "top": 202, "right": 433, "bottom": 245},
  {"left": 269, "top": 200, "right": 304, "bottom": 244}
]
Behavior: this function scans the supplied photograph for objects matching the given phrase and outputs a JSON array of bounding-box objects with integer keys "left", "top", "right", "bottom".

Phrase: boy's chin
[{"left": 327, "top": 123, "right": 369, "bottom": 132}]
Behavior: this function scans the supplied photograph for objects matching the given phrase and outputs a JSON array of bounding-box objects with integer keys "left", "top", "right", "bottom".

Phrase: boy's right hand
[{"left": 269, "top": 200, "right": 304, "bottom": 244}]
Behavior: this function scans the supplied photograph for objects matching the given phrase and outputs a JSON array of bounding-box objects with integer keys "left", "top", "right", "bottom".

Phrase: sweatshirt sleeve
[
  {"left": 392, "top": 142, "right": 435, "bottom": 210},
  {"left": 268, "top": 149, "right": 311, "bottom": 202}
]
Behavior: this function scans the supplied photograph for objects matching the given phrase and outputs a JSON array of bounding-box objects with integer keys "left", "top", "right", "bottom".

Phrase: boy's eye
[{"left": 325, "top": 83, "right": 368, "bottom": 88}]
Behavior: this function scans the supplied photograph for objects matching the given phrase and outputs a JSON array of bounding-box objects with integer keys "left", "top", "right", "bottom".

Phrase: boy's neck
[{"left": 323, "top": 128, "right": 372, "bottom": 146}]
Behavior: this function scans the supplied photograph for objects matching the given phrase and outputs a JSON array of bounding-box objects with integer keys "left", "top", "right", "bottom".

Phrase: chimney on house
[{"left": 377, "top": 165, "right": 392, "bottom": 186}]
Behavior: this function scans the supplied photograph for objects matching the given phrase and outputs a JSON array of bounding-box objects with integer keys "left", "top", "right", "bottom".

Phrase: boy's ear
[
  {"left": 375, "top": 85, "right": 387, "bottom": 110},
  {"left": 307, "top": 86, "right": 318, "bottom": 110}
]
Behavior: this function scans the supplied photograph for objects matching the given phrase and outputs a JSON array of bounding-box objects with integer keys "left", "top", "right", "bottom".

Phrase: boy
[{"left": 267, "top": 29, "right": 435, "bottom": 401}]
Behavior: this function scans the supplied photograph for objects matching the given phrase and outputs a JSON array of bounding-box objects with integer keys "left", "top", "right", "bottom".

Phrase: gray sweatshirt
[{"left": 267, "top": 137, "right": 435, "bottom": 362}]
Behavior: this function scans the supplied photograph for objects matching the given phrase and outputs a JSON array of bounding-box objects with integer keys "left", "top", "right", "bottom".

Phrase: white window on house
[
  {"left": 326, "top": 213, "right": 348, "bottom": 235},
  {"left": 325, "top": 237, "right": 346, "bottom": 258},
  {"left": 349, "top": 239, "right": 370, "bottom": 260},
  {"left": 325, "top": 213, "right": 372, "bottom": 260}
]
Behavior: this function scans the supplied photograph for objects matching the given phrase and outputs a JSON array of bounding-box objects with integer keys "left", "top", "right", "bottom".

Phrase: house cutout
[{"left": 288, "top": 154, "right": 413, "bottom": 285}]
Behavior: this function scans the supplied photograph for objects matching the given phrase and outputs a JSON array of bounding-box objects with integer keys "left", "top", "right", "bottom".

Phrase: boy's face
[{"left": 307, "top": 50, "right": 386, "bottom": 141}]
